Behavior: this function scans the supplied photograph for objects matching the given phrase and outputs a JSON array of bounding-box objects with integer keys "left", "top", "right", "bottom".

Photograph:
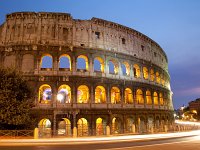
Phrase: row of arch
[
  {"left": 38, "top": 116, "right": 169, "bottom": 137},
  {"left": 40, "top": 54, "right": 168, "bottom": 86},
  {"left": 39, "top": 84, "right": 167, "bottom": 106}
]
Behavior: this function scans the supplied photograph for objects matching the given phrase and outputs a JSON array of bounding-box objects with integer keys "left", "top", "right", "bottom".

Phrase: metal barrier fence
[
  {"left": 0, "top": 124, "right": 200, "bottom": 139},
  {"left": 0, "top": 130, "right": 34, "bottom": 139}
]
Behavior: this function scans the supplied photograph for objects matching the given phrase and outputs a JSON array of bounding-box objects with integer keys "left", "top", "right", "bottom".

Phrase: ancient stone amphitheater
[{"left": 0, "top": 12, "right": 174, "bottom": 137}]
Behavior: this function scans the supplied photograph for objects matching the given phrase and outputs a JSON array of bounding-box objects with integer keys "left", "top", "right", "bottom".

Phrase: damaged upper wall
[{"left": 0, "top": 12, "right": 168, "bottom": 71}]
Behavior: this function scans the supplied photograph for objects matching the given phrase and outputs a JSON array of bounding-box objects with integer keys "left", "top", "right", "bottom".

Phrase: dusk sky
[{"left": 1, "top": 0, "right": 200, "bottom": 109}]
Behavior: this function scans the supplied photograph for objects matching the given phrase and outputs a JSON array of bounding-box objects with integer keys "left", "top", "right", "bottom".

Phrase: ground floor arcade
[{"left": 35, "top": 109, "right": 174, "bottom": 138}]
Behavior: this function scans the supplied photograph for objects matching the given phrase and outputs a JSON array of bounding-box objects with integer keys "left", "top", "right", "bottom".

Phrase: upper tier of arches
[{"left": 0, "top": 12, "right": 168, "bottom": 71}]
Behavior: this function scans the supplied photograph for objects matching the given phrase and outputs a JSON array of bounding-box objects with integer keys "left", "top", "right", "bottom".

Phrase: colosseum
[{"left": 0, "top": 12, "right": 174, "bottom": 137}]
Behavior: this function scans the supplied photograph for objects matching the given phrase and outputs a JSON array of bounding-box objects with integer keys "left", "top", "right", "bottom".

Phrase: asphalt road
[{"left": 0, "top": 135, "right": 200, "bottom": 150}]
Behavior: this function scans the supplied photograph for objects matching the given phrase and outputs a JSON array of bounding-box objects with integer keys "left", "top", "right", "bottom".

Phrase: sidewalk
[{"left": 1, "top": 130, "right": 200, "bottom": 146}]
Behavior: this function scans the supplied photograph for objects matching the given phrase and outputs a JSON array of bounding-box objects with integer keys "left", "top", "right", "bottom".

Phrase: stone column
[
  {"left": 72, "top": 111, "right": 78, "bottom": 137},
  {"left": 89, "top": 54, "right": 93, "bottom": 74},
  {"left": 107, "top": 85, "right": 111, "bottom": 107},
  {"left": 72, "top": 54, "right": 76, "bottom": 73},
  {"left": 53, "top": 112, "right": 57, "bottom": 136},
  {"left": 72, "top": 83, "right": 77, "bottom": 105},
  {"left": 121, "top": 86, "right": 124, "bottom": 106},
  {"left": 53, "top": 55, "right": 58, "bottom": 72},
  {"left": 90, "top": 84, "right": 94, "bottom": 105},
  {"left": 144, "top": 88, "right": 147, "bottom": 108}
]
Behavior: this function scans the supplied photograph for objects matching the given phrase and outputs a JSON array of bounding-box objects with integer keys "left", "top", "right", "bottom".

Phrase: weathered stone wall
[{"left": 0, "top": 12, "right": 168, "bottom": 71}]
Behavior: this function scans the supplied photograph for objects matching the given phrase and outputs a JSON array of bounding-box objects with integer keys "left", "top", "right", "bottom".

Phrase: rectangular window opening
[
  {"left": 95, "top": 31, "right": 100, "bottom": 39},
  {"left": 122, "top": 38, "right": 126, "bottom": 44}
]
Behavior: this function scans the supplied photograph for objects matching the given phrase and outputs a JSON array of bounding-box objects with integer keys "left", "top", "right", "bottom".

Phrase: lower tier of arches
[{"left": 34, "top": 109, "right": 174, "bottom": 138}]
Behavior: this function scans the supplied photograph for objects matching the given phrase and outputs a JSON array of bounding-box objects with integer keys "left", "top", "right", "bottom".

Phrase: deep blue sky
[{"left": 1, "top": 0, "right": 200, "bottom": 109}]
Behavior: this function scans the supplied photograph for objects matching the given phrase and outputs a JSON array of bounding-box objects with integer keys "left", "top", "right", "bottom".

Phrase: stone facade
[{"left": 0, "top": 12, "right": 174, "bottom": 137}]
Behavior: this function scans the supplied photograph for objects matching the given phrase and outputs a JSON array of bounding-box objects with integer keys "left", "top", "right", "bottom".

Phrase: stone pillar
[
  {"left": 72, "top": 111, "right": 78, "bottom": 137},
  {"left": 107, "top": 85, "right": 111, "bottom": 105},
  {"left": 152, "top": 90, "right": 154, "bottom": 109},
  {"left": 90, "top": 84, "right": 94, "bottom": 105},
  {"left": 137, "top": 117, "right": 141, "bottom": 133},
  {"left": 34, "top": 128, "right": 39, "bottom": 139},
  {"left": 132, "top": 124, "right": 136, "bottom": 133},
  {"left": 72, "top": 55, "right": 76, "bottom": 73},
  {"left": 129, "top": 64, "right": 134, "bottom": 78},
  {"left": 164, "top": 125, "right": 168, "bottom": 132},
  {"left": 105, "top": 56, "right": 109, "bottom": 74},
  {"left": 53, "top": 56, "right": 58, "bottom": 71},
  {"left": 118, "top": 61, "right": 122, "bottom": 76},
  {"left": 72, "top": 83, "right": 77, "bottom": 104},
  {"left": 106, "top": 126, "right": 110, "bottom": 136},
  {"left": 144, "top": 89, "right": 147, "bottom": 108},
  {"left": 35, "top": 56, "right": 40, "bottom": 72},
  {"left": 133, "top": 88, "right": 136, "bottom": 108},
  {"left": 90, "top": 115, "right": 95, "bottom": 136},
  {"left": 53, "top": 112, "right": 57, "bottom": 136},
  {"left": 89, "top": 55, "right": 93, "bottom": 74},
  {"left": 52, "top": 86, "right": 58, "bottom": 108},
  {"left": 73, "top": 127, "right": 77, "bottom": 138},
  {"left": 121, "top": 86, "right": 124, "bottom": 106}
]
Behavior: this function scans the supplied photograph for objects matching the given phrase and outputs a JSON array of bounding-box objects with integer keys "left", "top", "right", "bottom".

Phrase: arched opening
[
  {"left": 161, "top": 74, "right": 165, "bottom": 86},
  {"left": 133, "top": 64, "right": 140, "bottom": 78},
  {"left": 146, "top": 90, "right": 152, "bottom": 105},
  {"left": 138, "top": 117, "right": 146, "bottom": 133},
  {"left": 153, "top": 92, "right": 159, "bottom": 105},
  {"left": 156, "top": 72, "right": 160, "bottom": 84},
  {"left": 57, "top": 85, "right": 71, "bottom": 103},
  {"left": 77, "top": 85, "right": 89, "bottom": 103},
  {"left": 125, "top": 117, "right": 135, "bottom": 133},
  {"left": 95, "top": 86, "right": 106, "bottom": 103},
  {"left": 96, "top": 118, "right": 106, "bottom": 136},
  {"left": 155, "top": 117, "right": 160, "bottom": 132},
  {"left": 77, "top": 55, "right": 89, "bottom": 71},
  {"left": 58, "top": 118, "right": 71, "bottom": 136},
  {"left": 121, "top": 62, "right": 130, "bottom": 76},
  {"left": 159, "top": 93, "right": 164, "bottom": 105},
  {"left": 147, "top": 117, "right": 154, "bottom": 132},
  {"left": 143, "top": 67, "right": 148, "bottom": 80},
  {"left": 38, "top": 118, "right": 51, "bottom": 138},
  {"left": 40, "top": 55, "right": 53, "bottom": 70},
  {"left": 108, "top": 59, "right": 118, "bottom": 74},
  {"left": 59, "top": 54, "right": 71, "bottom": 70},
  {"left": 136, "top": 89, "right": 144, "bottom": 104},
  {"left": 112, "top": 117, "right": 122, "bottom": 134},
  {"left": 38, "top": 84, "right": 52, "bottom": 104},
  {"left": 94, "top": 57, "right": 104, "bottom": 72},
  {"left": 150, "top": 69, "right": 155, "bottom": 81},
  {"left": 124, "top": 88, "right": 133, "bottom": 104},
  {"left": 111, "top": 87, "right": 121, "bottom": 104},
  {"left": 77, "top": 118, "right": 88, "bottom": 136}
]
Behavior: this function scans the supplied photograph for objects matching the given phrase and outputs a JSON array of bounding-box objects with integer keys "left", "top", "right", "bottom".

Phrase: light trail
[
  {"left": 0, "top": 130, "right": 200, "bottom": 146},
  {"left": 175, "top": 120, "right": 200, "bottom": 126}
]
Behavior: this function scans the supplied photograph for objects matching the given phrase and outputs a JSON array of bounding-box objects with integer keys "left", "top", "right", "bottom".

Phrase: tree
[{"left": 0, "top": 67, "right": 34, "bottom": 129}]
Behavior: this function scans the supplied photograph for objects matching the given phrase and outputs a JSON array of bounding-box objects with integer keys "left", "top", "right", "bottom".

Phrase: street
[{"left": 0, "top": 133, "right": 200, "bottom": 150}]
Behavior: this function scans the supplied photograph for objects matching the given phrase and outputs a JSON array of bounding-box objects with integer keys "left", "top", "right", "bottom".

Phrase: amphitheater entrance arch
[
  {"left": 96, "top": 117, "right": 107, "bottom": 136},
  {"left": 155, "top": 116, "right": 160, "bottom": 132},
  {"left": 112, "top": 117, "right": 122, "bottom": 134},
  {"left": 38, "top": 84, "right": 52, "bottom": 104},
  {"left": 125, "top": 117, "right": 135, "bottom": 133},
  {"left": 77, "top": 118, "right": 88, "bottom": 137},
  {"left": 38, "top": 118, "right": 51, "bottom": 138},
  {"left": 57, "top": 118, "right": 71, "bottom": 136},
  {"left": 94, "top": 57, "right": 104, "bottom": 72},
  {"left": 138, "top": 116, "right": 146, "bottom": 133},
  {"left": 147, "top": 116, "right": 154, "bottom": 133}
]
